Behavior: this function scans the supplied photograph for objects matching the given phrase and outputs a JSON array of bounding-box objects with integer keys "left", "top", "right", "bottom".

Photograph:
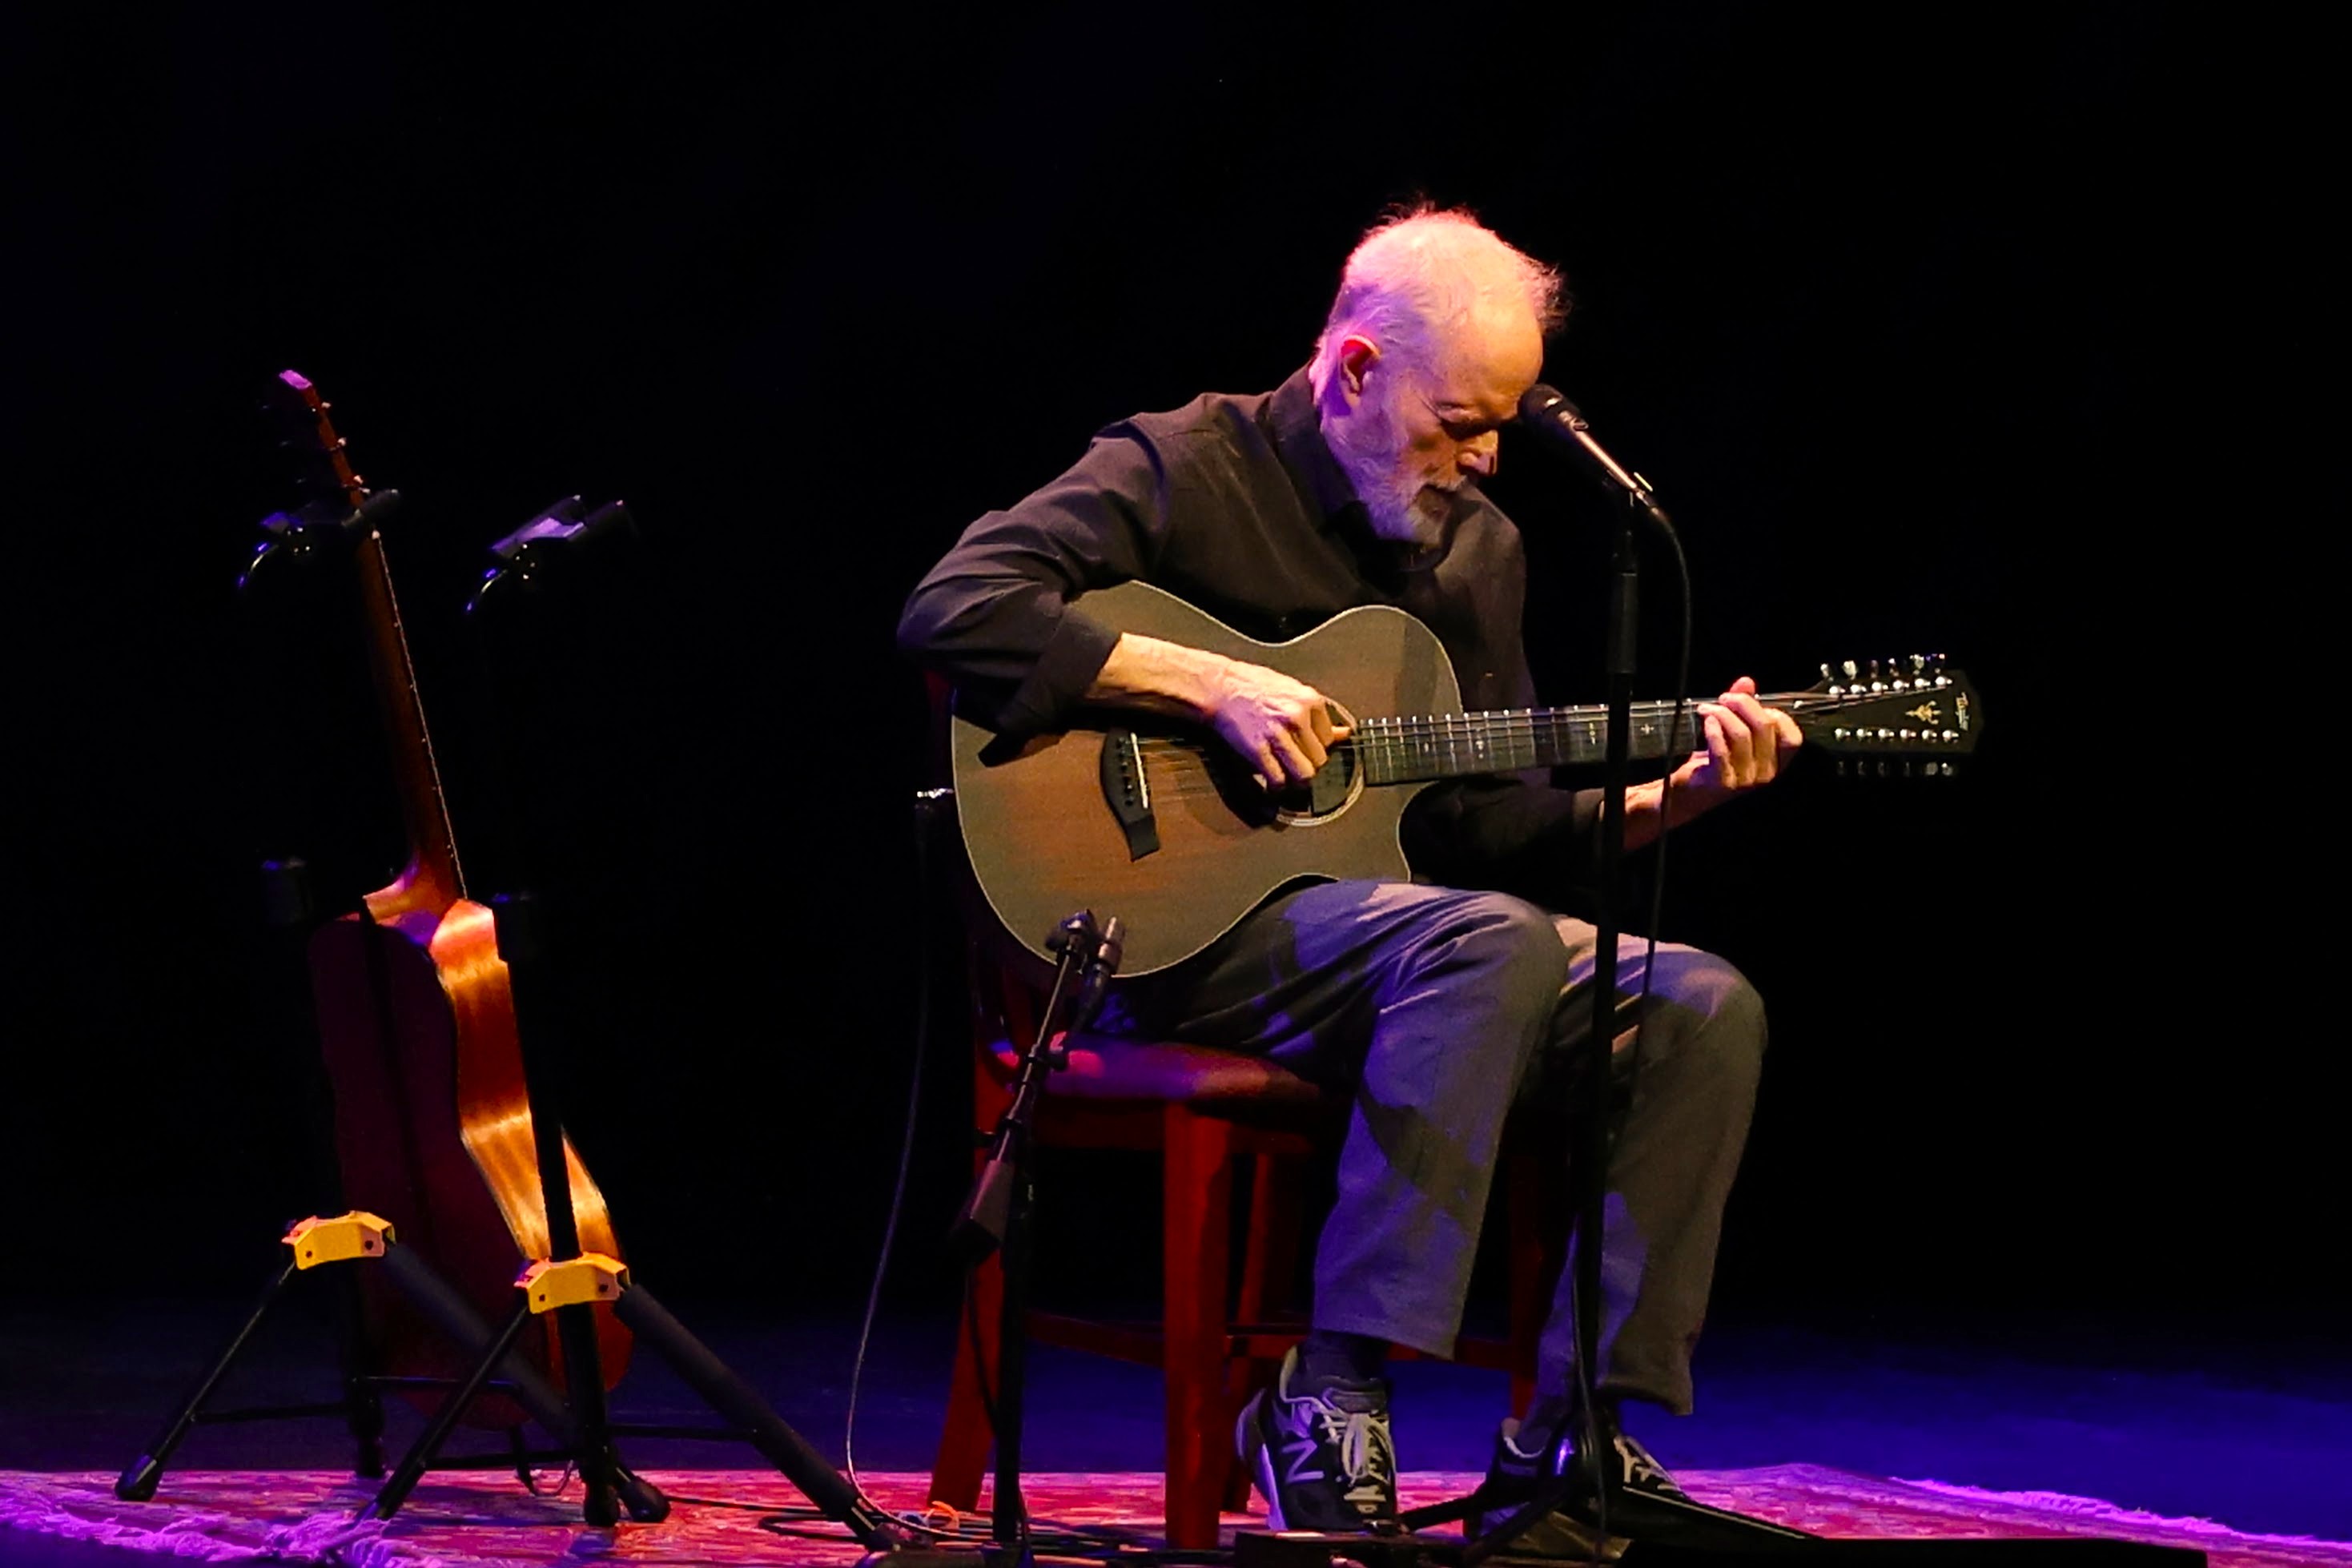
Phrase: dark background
[{"left": 7, "top": 4, "right": 2320, "bottom": 1350}]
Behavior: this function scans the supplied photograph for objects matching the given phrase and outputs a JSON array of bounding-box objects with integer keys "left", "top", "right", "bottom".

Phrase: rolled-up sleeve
[{"left": 896, "top": 425, "right": 1172, "bottom": 736}]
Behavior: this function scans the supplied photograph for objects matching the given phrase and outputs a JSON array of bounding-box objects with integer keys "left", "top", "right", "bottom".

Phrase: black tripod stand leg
[
  {"left": 116, "top": 1259, "right": 299, "bottom": 1501},
  {"left": 376, "top": 1246, "right": 569, "bottom": 1440},
  {"left": 366, "top": 1298, "right": 535, "bottom": 1522},
  {"left": 552, "top": 1298, "right": 669, "bottom": 1522},
  {"left": 373, "top": 1246, "right": 663, "bottom": 1522},
  {"left": 331, "top": 1266, "right": 388, "bottom": 1479},
  {"left": 257, "top": 862, "right": 387, "bottom": 1479},
  {"left": 613, "top": 1285, "right": 911, "bottom": 1550},
  {"left": 609, "top": 1466, "right": 669, "bottom": 1523}
]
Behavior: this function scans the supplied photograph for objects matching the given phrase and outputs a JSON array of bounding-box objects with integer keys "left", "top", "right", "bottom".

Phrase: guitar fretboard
[{"left": 1351, "top": 698, "right": 1787, "bottom": 784}]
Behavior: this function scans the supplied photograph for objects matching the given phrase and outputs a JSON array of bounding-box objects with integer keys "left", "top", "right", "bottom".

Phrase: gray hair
[{"left": 1309, "top": 205, "right": 1566, "bottom": 397}]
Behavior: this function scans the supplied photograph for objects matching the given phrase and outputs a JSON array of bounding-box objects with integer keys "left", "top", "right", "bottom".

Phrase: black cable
[
  {"left": 789, "top": 786, "right": 971, "bottom": 1563},
  {"left": 867, "top": 783, "right": 1031, "bottom": 1555},
  {"left": 656, "top": 1488, "right": 1176, "bottom": 1558},
  {"left": 840, "top": 790, "right": 950, "bottom": 1498},
  {"left": 673, "top": 1490, "right": 1201, "bottom": 1559}
]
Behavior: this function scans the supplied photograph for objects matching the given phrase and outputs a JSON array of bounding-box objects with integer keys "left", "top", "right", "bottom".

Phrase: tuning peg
[
  {"left": 1842, "top": 659, "right": 1858, "bottom": 680},
  {"left": 1910, "top": 653, "right": 1927, "bottom": 674}
]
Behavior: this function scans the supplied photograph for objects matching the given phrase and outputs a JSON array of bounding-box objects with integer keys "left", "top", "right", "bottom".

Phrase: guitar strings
[
  {"left": 1120, "top": 686, "right": 1960, "bottom": 799},
  {"left": 1126, "top": 690, "right": 1940, "bottom": 758},
  {"left": 1122, "top": 685, "right": 1948, "bottom": 755}
]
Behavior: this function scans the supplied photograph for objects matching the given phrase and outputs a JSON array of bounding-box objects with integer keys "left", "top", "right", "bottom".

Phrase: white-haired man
[{"left": 899, "top": 207, "right": 1798, "bottom": 1551}]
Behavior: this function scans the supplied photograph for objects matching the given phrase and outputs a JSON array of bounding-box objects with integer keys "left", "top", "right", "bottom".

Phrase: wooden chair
[
  {"left": 927, "top": 951, "right": 1563, "bottom": 1550},
  {"left": 915, "top": 676, "right": 1559, "bottom": 1546}
]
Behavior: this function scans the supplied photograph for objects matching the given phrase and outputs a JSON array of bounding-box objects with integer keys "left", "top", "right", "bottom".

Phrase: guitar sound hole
[{"left": 1273, "top": 745, "right": 1362, "bottom": 822}]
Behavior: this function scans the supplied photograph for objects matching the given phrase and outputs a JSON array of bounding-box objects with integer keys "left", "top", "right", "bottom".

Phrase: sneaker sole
[{"left": 1233, "top": 1389, "right": 1289, "bottom": 1532}]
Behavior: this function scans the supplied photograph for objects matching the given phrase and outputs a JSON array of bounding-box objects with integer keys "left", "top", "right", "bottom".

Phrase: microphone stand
[
  {"left": 948, "top": 911, "right": 1123, "bottom": 1565},
  {"left": 1437, "top": 394, "right": 2176, "bottom": 1566},
  {"left": 1460, "top": 406, "right": 1822, "bottom": 1562},
  {"left": 1566, "top": 490, "right": 1643, "bottom": 1536}
]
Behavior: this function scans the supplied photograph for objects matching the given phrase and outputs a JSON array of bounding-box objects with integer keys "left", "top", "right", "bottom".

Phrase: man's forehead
[{"left": 1428, "top": 307, "right": 1544, "bottom": 413}]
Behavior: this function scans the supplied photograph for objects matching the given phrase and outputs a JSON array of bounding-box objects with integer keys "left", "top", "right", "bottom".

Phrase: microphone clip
[{"left": 1043, "top": 911, "right": 1126, "bottom": 1063}]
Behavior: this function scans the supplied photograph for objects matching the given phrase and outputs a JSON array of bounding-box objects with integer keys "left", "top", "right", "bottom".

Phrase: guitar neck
[{"left": 1351, "top": 696, "right": 1802, "bottom": 784}]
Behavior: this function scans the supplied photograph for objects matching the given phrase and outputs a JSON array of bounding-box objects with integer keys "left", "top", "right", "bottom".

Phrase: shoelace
[
  {"left": 1614, "top": 1432, "right": 1672, "bottom": 1489},
  {"left": 1315, "top": 1405, "right": 1395, "bottom": 1503}
]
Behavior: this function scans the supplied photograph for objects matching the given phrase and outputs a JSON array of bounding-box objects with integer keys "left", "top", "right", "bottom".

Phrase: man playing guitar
[{"left": 899, "top": 205, "right": 1799, "bottom": 1554}]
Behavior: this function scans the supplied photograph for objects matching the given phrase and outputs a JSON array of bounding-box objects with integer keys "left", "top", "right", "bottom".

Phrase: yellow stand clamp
[
  {"left": 281, "top": 1212, "right": 395, "bottom": 1270},
  {"left": 517, "top": 1253, "right": 629, "bottom": 1314}
]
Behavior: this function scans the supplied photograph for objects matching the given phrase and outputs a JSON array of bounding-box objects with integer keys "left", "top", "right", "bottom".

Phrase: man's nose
[{"left": 1459, "top": 433, "right": 1499, "bottom": 477}]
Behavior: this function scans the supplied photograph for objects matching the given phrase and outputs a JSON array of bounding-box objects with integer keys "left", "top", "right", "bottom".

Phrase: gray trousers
[{"left": 1109, "top": 880, "right": 1765, "bottom": 1415}]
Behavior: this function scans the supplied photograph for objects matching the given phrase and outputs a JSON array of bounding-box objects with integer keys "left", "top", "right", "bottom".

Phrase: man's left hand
[{"left": 1667, "top": 676, "right": 1803, "bottom": 814}]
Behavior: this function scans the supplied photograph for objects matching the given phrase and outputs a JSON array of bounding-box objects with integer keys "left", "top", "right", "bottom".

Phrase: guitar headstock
[
  {"left": 266, "top": 368, "right": 368, "bottom": 513},
  {"left": 1783, "top": 656, "right": 1983, "bottom": 778},
  {"left": 242, "top": 369, "right": 398, "bottom": 597}
]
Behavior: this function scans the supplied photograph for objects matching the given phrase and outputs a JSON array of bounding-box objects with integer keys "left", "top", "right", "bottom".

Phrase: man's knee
[
  {"left": 1454, "top": 892, "right": 1575, "bottom": 978},
  {"left": 1405, "top": 891, "right": 1572, "bottom": 1009},
  {"left": 1650, "top": 948, "right": 1768, "bottom": 1079}
]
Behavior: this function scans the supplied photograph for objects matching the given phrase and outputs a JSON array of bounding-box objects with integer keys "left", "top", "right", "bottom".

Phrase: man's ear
[{"left": 1337, "top": 334, "right": 1381, "bottom": 397}]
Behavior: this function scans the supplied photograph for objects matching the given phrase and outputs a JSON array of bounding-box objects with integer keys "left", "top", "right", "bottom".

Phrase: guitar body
[
  {"left": 309, "top": 899, "right": 629, "bottom": 1425},
  {"left": 951, "top": 581, "right": 1462, "bottom": 977}
]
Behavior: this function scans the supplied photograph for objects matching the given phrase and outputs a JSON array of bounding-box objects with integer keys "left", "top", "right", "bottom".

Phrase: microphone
[
  {"left": 1516, "top": 384, "right": 1674, "bottom": 529},
  {"left": 1069, "top": 915, "right": 1125, "bottom": 1034}
]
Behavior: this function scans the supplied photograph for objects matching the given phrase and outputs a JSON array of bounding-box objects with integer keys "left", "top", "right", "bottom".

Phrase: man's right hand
[
  {"left": 1086, "top": 632, "right": 1353, "bottom": 791},
  {"left": 1206, "top": 658, "right": 1353, "bottom": 791}
]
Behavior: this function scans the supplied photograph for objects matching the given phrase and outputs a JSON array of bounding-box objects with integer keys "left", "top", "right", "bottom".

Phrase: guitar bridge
[{"left": 1099, "top": 730, "right": 1160, "bottom": 860}]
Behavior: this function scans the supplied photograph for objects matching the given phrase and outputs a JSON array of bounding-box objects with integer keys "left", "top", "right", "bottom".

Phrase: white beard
[
  {"left": 1354, "top": 461, "right": 1460, "bottom": 549},
  {"left": 1327, "top": 397, "right": 1460, "bottom": 550}
]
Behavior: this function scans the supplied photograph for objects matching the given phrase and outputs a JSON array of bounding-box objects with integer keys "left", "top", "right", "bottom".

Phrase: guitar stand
[
  {"left": 115, "top": 857, "right": 642, "bottom": 1515},
  {"left": 115, "top": 1210, "right": 657, "bottom": 1519}
]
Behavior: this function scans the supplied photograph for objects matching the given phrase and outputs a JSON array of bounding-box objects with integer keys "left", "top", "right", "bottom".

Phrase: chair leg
[
  {"left": 930, "top": 1241, "right": 1003, "bottom": 1512},
  {"left": 1236, "top": 1150, "right": 1304, "bottom": 1323},
  {"left": 1163, "top": 1104, "right": 1236, "bottom": 1550},
  {"left": 1224, "top": 1150, "right": 1299, "bottom": 1513}
]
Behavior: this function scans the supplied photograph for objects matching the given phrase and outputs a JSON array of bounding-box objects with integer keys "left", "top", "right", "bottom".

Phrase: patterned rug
[{"left": 5, "top": 1468, "right": 2348, "bottom": 1567}]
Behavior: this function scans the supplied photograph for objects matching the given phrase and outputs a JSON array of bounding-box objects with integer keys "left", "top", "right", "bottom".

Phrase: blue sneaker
[
  {"left": 1235, "top": 1347, "right": 1397, "bottom": 1533},
  {"left": 1478, "top": 1408, "right": 1693, "bottom": 1559}
]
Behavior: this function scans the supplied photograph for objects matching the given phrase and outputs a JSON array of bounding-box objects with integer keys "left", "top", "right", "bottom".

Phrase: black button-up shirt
[{"left": 898, "top": 368, "right": 1604, "bottom": 906}]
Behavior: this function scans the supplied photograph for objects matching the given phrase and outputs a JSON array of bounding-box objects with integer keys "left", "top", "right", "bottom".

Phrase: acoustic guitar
[
  {"left": 265, "top": 371, "right": 631, "bottom": 1422},
  {"left": 951, "top": 580, "right": 1982, "bottom": 975}
]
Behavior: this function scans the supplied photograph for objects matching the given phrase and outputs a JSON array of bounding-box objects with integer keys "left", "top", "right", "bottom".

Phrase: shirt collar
[{"left": 1268, "top": 366, "right": 1363, "bottom": 529}]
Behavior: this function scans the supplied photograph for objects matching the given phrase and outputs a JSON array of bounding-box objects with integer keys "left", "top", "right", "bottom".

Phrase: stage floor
[
  {"left": 7, "top": 1464, "right": 2351, "bottom": 1567},
  {"left": 2, "top": 1301, "right": 2346, "bottom": 1564}
]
